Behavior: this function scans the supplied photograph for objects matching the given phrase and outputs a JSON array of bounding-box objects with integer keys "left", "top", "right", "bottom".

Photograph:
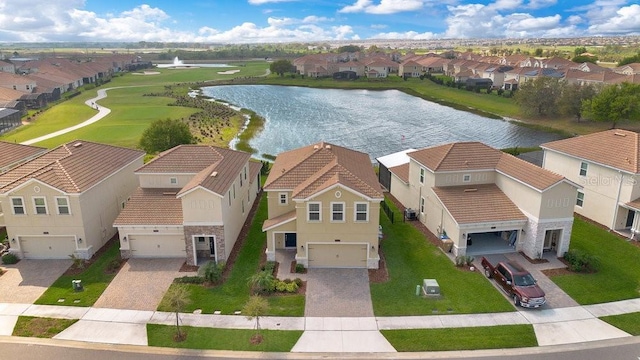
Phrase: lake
[{"left": 201, "top": 85, "right": 562, "bottom": 160}]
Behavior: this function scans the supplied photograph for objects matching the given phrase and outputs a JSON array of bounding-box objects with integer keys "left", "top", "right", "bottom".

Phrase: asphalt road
[{"left": 1, "top": 336, "right": 639, "bottom": 360}]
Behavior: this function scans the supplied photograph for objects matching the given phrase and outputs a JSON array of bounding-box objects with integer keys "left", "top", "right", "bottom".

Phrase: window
[
  {"left": 576, "top": 191, "right": 584, "bottom": 207},
  {"left": 242, "top": 200, "right": 245, "bottom": 214},
  {"left": 170, "top": 177, "right": 177, "bottom": 185},
  {"left": 240, "top": 174, "right": 243, "bottom": 187},
  {"left": 233, "top": 184, "right": 236, "bottom": 199},
  {"left": 33, "top": 197, "right": 47, "bottom": 214},
  {"left": 355, "top": 202, "right": 369, "bottom": 222},
  {"left": 56, "top": 197, "right": 70, "bottom": 215},
  {"left": 307, "top": 202, "right": 321, "bottom": 222},
  {"left": 420, "top": 196, "right": 425, "bottom": 214},
  {"left": 579, "top": 162, "right": 588, "bottom": 176},
  {"left": 331, "top": 202, "right": 345, "bottom": 222},
  {"left": 244, "top": 167, "right": 247, "bottom": 180},
  {"left": 11, "top": 197, "right": 25, "bottom": 215},
  {"left": 419, "top": 168, "right": 425, "bottom": 184},
  {"left": 463, "top": 174, "right": 471, "bottom": 182},
  {"left": 197, "top": 236, "right": 206, "bottom": 243},
  {"left": 228, "top": 191, "right": 231, "bottom": 206},
  {"left": 279, "top": 192, "right": 288, "bottom": 205}
]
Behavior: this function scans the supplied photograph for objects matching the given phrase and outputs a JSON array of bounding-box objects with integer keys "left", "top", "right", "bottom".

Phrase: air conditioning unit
[{"left": 422, "top": 279, "right": 440, "bottom": 296}]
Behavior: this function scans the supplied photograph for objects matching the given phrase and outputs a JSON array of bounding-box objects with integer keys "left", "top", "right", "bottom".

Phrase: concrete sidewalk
[{"left": 0, "top": 299, "right": 638, "bottom": 350}]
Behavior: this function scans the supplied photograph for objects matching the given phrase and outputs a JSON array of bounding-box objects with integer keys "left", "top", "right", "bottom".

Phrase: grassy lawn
[
  {"left": 147, "top": 324, "right": 302, "bottom": 352},
  {"left": 381, "top": 325, "right": 537, "bottom": 351},
  {"left": 550, "top": 217, "right": 640, "bottom": 304},
  {"left": 600, "top": 312, "right": 640, "bottom": 335},
  {"left": 0, "top": 61, "right": 270, "bottom": 148},
  {"left": 12, "top": 316, "right": 77, "bottom": 338},
  {"left": 371, "top": 198, "right": 515, "bottom": 316},
  {"left": 157, "top": 194, "right": 305, "bottom": 316},
  {"left": 34, "top": 240, "right": 121, "bottom": 306}
]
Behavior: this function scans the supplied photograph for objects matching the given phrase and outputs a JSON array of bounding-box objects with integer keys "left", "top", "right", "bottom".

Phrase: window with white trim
[
  {"left": 307, "top": 202, "right": 321, "bottom": 222},
  {"left": 463, "top": 174, "right": 471, "bottom": 182},
  {"left": 33, "top": 197, "right": 47, "bottom": 215},
  {"left": 56, "top": 197, "right": 70, "bottom": 215},
  {"left": 579, "top": 162, "right": 588, "bottom": 176},
  {"left": 420, "top": 196, "right": 425, "bottom": 214},
  {"left": 11, "top": 197, "right": 25, "bottom": 215},
  {"left": 170, "top": 177, "right": 177, "bottom": 185},
  {"left": 354, "top": 202, "right": 369, "bottom": 222},
  {"left": 279, "top": 192, "right": 288, "bottom": 205},
  {"left": 419, "top": 168, "right": 425, "bottom": 184},
  {"left": 576, "top": 191, "right": 584, "bottom": 207},
  {"left": 331, "top": 202, "right": 345, "bottom": 222}
]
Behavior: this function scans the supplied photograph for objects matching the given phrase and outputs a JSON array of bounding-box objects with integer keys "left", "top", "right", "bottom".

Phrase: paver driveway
[
  {"left": 304, "top": 268, "right": 374, "bottom": 317},
  {"left": 93, "top": 258, "right": 187, "bottom": 311},
  {"left": 0, "top": 260, "right": 72, "bottom": 303}
]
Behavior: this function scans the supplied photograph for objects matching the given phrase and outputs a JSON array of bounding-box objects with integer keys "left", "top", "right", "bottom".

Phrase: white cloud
[
  {"left": 373, "top": 30, "right": 437, "bottom": 39},
  {"left": 248, "top": 0, "right": 297, "bottom": 4},
  {"left": 370, "top": 24, "right": 388, "bottom": 29},
  {"left": 587, "top": 4, "right": 640, "bottom": 34},
  {"left": 339, "top": 0, "right": 426, "bottom": 15},
  {"left": 302, "top": 16, "right": 331, "bottom": 24},
  {"left": 526, "top": 0, "right": 557, "bottom": 9}
]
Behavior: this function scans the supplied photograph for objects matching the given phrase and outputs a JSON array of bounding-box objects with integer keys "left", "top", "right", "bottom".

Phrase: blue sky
[{"left": 0, "top": 0, "right": 638, "bottom": 43}]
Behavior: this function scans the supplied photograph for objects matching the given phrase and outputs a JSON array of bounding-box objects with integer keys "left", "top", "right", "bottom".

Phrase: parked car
[{"left": 481, "top": 257, "right": 546, "bottom": 308}]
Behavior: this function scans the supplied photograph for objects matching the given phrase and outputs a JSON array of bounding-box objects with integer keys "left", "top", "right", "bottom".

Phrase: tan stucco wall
[
  {"left": 538, "top": 182, "right": 578, "bottom": 220},
  {"left": 137, "top": 173, "right": 193, "bottom": 189},
  {"left": 494, "top": 173, "right": 542, "bottom": 219},
  {"left": 389, "top": 175, "right": 412, "bottom": 210},
  {"left": 220, "top": 170, "right": 260, "bottom": 261},
  {"left": 433, "top": 170, "right": 496, "bottom": 187},
  {"left": 266, "top": 190, "right": 295, "bottom": 218},
  {"left": 181, "top": 189, "right": 223, "bottom": 224}
]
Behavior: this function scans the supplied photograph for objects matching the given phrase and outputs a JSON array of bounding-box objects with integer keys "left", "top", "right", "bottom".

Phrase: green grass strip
[
  {"left": 600, "top": 312, "right": 640, "bottom": 335},
  {"left": 147, "top": 324, "right": 302, "bottom": 352},
  {"left": 13, "top": 316, "right": 78, "bottom": 338}
]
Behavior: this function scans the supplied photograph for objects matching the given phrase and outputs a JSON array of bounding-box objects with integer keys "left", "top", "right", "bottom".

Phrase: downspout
[{"left": 611, "top": 171, "right": 624, "bottom": 231}]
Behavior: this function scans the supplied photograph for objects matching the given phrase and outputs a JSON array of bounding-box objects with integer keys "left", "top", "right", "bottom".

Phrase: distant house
[
  {"left": 114, "top": 145, "right": 262, "bottom": 266},
  {"left": 0, "top": 108, "right": 22, "bottom": 134},
  {"left": 1, "top": 140, "right": 144, "bottom": 259},
  {"left": 262, "top": 142, "right": 384, "bottom": 269},
  {"left": 387, "top": 142, "right": 579, "bottom": 259},
  {"left": 466, "top": 78, "right": 493, "bottom": 89}
]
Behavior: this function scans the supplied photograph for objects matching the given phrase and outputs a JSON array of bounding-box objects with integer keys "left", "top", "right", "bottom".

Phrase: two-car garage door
[
  {"left": 20, "top": 236, "right": 76, "bottom": 259},
  {"left": 128, "top": 234, "right": 186, "bottom": 258},
  {"left": 307, "top": 243, "right": 367, "bottom": 268}
]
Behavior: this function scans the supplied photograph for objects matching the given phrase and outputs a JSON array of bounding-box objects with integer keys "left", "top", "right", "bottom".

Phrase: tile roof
[
  {"left": 265, "top": 142, "right": 383, "bottom": 200},
  {"left": 262, "top": 210, "right": 296, "bottom": 231},
  {"left": 408, "top": 142, "right": 565, "bottom": 191},
  {"left": 0, "top": 140, "right": 144, "bottom": 194},
  {"left": 0, "top": 142, "right": 46, "bottom": 172},
  {"left": 389, "top": 163, "right": 409, "bottom": 184},
  {"left": 433, "top": 184, "right": 527, "bottom": 224},
  {"left": 113, "top": 187, "right": 183, "bottom": 226},
  {"left": 137, "top": 145, "right": 255, "bottom": 197},
  {"left": 541, "top": 129, "right": 640, "bottom": 174}
]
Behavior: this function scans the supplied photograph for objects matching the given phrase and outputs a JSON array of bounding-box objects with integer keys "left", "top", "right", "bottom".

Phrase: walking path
[{"left": 1, "top": 298, "right": 639, "bottom": 352}]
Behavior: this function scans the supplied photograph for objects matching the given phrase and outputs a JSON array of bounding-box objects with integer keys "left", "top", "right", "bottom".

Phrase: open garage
[
  {"left": 128, "top": 234, "right": 185, "bottom": 258},
  {"left": 307, "top": 243, "right": 368, "bottom": 268},
  {"left": 19, "top": 236, "right": 76, "bottom": 259}
]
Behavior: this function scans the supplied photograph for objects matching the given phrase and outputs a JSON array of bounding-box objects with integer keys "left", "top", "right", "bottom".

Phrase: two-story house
[
  {"left": 0, "top": 140, "right": 144, "bottom": 259},
  {"left": 541, "top": 129, "right": 640, "bottom": 237},
  {"left": 262, "top": 142, "right": 384, "bottom": 269},
  {"left": 387, "top": 142, "right": 579, "bottom": 259},
  {"left": 113, "top": 145, "right": 262, "bottom": 266}
]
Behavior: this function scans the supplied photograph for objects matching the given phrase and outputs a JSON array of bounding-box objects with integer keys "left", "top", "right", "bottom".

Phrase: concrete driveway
[
  {"left": 93, "top": 258, "right": 187, "bottom": 311},
  {"left": 0, "top": 260, "right": 72, "bottom": 304},
  {"left": 304, "top": 268, "right": 374, "bottom": 317}
]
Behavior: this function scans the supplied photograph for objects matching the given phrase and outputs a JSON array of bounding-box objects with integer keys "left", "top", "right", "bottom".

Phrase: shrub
[
  {"left": 465, "top": 255, "right": 475, "bottom": 266},
  {"left": 564, "top": 249, "right": 600, "bottom": 272},
  {"left": 262, "top": 261, "right": 276, "bottom": 274},
  {"left": 294, "top": 278, "right": 303, "bottom": 287},
  {"left": 69, "top": 253, "right": 85, "bottom": 269},
  {"left": 106, "top": 258, "right": 122, "bottom": 272},
  {"left": 455, "top": 255, "right": 466, "bottom": 267},
  {"left": 203, "top": 261, "right": 225, "bottom": 284},
  {"left": 2, "top": 252, "right": 19, "bottom": 265},
  {"left": 497, "top": 88, "right": 504, "bottom": 95},
  {"left": 174, "top": 276, "right": 206, "bottom": 284},
  {"left": 295, "top": 263, "right": 305, "bottom": 273},
  {"left": 285, "top": 282, "right": 299, "bottom": 293},
  {"left": 247, "top": 270, "right": 275, "bottom": 295}
]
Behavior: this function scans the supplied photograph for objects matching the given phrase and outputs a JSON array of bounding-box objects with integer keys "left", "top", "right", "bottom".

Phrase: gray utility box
[{"left": 422, "top": 279, "right": 440, "bottom": 296}]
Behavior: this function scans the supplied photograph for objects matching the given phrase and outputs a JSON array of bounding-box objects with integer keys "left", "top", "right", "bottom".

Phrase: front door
[
  {"left": 284, "top": 233, "right": 297, "bottom": 248},
  {"left": 208, "top": 236, "right": 216, "bottom": 258},
  {"left": 543, "top": 229, "right": 561, "bottom": 251},
  {"left": 626, "top": 209, "right": 635, "bottom": 228}
]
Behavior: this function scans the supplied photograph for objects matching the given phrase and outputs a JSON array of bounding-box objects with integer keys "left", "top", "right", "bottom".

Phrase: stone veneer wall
[
  {"left": 183, "top": 225, "right": 225, "bottom": 265},
  {"left": 521, "top": 218, "right": 573, "bottom": 259}
]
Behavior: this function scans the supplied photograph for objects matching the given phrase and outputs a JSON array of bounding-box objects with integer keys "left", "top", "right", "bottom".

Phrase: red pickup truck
[{"left": 481, "top": 257, "right": 546, "bottom": 308}]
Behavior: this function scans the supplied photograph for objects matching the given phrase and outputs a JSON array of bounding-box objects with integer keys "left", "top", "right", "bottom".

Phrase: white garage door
[
  {"left": 20, "top": 236, "right": 76, "bottom": 259},
  {"left": 129, "top": 234, "right": 186, "bottom": 258},
  {"left": 308, "top": 243, "right": 367, "bottom": 268}
]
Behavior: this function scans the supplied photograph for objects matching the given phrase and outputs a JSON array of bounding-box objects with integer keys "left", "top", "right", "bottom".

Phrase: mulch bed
[
  {"left": 62, "top": 235, "right": 123, "bottom": 277},
  {"left": 368, "top": 251, "right": 389, "bottom": 283},
  {"left": 519, "top": 251, "right": 549, "bottom": 264},
  {"left": 289, "top": 260, "right": 307, "bottom": 275},
  {"left": 179, "top": 263, "right": 199, "bottom": 272}
]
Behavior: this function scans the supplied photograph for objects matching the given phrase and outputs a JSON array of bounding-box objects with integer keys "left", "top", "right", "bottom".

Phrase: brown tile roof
[
  {"left": 408, "top": 142, "right": 565, "bottom": 191},
  {"left": 113, "top": 187, "right": 183, "bottom": 226},
  {"left": 138, "top": 145, "right": 254, "bottom": 197},
  {"left": 389, "top": 163, "right": 409, "bottom": 184},
  {"left": 541, "top": 129, "right": 640, "bottom": 174},
  {"left": 262, "top": 210, "right": 296, "bottom": 231},
  {"left": 626, "top": 197, "right": 640, "bottom": 212},
  {"left": 0, "top": 140, "right": 144, "bottom": 193},
  {"left": 265, "top": 142, "right": 383, "bottom": 200},
  {"left": 248, "top": 161, "right": 262, "bottom": 184},
  {"left": 0, "top": 142, "right": 46, "bottom": 171},
  {"left": 433, "top": 184, "right": 527, "bottom": 224}
]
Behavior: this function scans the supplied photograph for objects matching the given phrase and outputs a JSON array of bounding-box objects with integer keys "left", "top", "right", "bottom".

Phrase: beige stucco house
[
  {"left": 262, "top": 142, "right": 384, "bottom": 269},
  {"left": 114, "top": 145, "right": 262, "bottom": 266},
  {"left": 0, "top": 140, "right": 144, "bottom": 259},
  {"left": 387, "top": 142, "right": 579, "bottom": 259},
  {"left": 542, "top": 129, "right": 640, "bottom": 237}
]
